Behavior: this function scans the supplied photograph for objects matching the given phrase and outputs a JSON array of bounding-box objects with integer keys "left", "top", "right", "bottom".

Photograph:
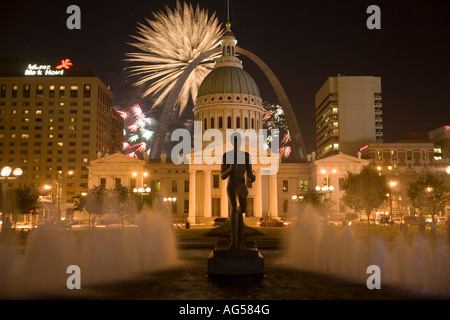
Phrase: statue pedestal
[{"left": 207, "top": 239, "right": 265, "bottom": 277}]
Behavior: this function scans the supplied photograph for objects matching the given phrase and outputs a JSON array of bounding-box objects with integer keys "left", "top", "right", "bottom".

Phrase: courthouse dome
[{"left": 197, "top": 66, "right": 260, "bottom": 98}]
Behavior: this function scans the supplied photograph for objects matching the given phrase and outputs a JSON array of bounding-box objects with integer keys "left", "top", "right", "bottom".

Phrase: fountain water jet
[
  {"left": 283, "top": 209, "right": 450, "bottom": 297},
  {"left": 0, "top": 208, "right": 178, "bottom": 298}
]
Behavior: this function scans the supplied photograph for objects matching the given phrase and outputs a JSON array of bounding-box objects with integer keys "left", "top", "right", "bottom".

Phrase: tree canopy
[
  {"left": 407, "top": 173, "right": 450, "bottom": 219},
  {"left": 341, "top": 165, "right": 389, "bottom": 223}
]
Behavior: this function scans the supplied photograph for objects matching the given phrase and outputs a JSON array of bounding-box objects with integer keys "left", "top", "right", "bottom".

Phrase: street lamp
[
  {"left": 163, "top": 196, "right": 177, "bottom": 214},
  {"left": 56, "top": 170, "right": 74, "bottom": 221},
  {"left": 1, "top": 166, "right": 23, "bottom": 227},
  {"left": 388, "top": 181, "right": 397, "bottom": 220},
  {"left": 318, "top": 168, "right": 335, "bottom": 199},
  {"left": 133, "top": 187, "right": 151, "bottom": 195}
]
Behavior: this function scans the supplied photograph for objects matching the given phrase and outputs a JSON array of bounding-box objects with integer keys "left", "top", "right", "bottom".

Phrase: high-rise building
[
  {"left": 0, "top": 57, "right": 123, "bottom": 208},
  {"left": 315, "top": 76, "right": 383, "bottom": 159}
]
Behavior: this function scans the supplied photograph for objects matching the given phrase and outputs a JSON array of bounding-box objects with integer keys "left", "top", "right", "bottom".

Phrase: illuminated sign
[
  {"left": 56, "top": 59, "right": 73, "bottom": 70},
  {"left": 24, "top": 59, "right": 73, "bottom": 76},
  {"left": 360, "top": 145, "right": 369, "bottom": 151},
  {"left": 445, "top": 125, "right": 450, "bottom": 131}
]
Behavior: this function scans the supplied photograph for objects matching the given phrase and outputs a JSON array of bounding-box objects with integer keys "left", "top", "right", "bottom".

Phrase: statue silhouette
[{"left": 221, "top": 132, "right": 255, "bottom": 249}]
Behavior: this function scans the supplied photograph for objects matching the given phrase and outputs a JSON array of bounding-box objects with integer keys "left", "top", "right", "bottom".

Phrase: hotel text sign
[{"left": 24, "top": 59, "right": 73, "bottom": 76}]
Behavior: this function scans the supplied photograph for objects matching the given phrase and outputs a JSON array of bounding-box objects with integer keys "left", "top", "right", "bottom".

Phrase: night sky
[{"left": 1, "top": 0, "right": 449, "bottom": 155}]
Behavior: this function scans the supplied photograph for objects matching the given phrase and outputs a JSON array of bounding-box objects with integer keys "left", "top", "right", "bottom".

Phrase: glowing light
[
  {"left": 1, "top": 166, "right": 12, "bottom": 177},
  {"left": 126, "top": 0, "right": 223, "bottom": 116},
  {"left": 56, "top": 59, "right": 73, "bottom": 70}
]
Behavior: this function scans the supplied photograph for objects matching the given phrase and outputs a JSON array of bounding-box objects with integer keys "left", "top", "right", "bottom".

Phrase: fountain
[
  {"left": 0, "top": 209, "right": 177, "bottom": 298},
  {"left": 283, "top": 209, "right": 450, "bottom": 297}
]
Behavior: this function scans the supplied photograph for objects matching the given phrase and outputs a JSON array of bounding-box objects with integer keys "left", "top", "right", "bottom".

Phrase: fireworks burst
[
  {"left": 126, "top": 0, "right": 224, "bottom": 116},
  {"left": 119, "top": 103, "right": 155, "bottom": 158},
  {"left": 262, "top": 102, "right": 292, "bottom": 158}
]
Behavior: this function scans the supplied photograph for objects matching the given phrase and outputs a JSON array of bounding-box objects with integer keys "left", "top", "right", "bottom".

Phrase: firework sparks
[
  {"left": 126, "top": 0, "right": 224, "bottom": 116},
  {"left": 262, "top": 102, "right": 292, "bottom": 158},
  {"left": 117, "top": 111, "right": 128, "bottom": 120},
  {"left": 119, "top": 102, "right": 156, "bottom": 157},
  {"left": 133, "top": 142, "right": 147, "bottom": 153},
  {"left": 279, "top": 146, "right": 292, "bottom": 158}
]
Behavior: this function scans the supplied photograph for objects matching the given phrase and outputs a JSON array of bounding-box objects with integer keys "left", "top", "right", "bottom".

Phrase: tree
[
  {"left": 111, "top": 185, "right": 132, "bottom": 228},
  {"left": 407, "top": 173, "right": 450, "bottom": 221},
  {"left": 15, "top": 184, "right": 40, "bottom": 227},
  {"left": 85, "top": 186, "right": 107, "bottom": 229},
  {"left": 341, "top": 165, "right": 389, "bottom": 224},
  {"left": 300, "top": 188, "right": 333, "bottom": 217}
]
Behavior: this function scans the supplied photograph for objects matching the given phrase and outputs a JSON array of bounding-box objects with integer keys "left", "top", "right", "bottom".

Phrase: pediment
[
  {"left": 314, "top": 153, "right": 369, "bottom": 165},
  {"left": 89, "top": 152, "right": 147, "bottom": 166}
]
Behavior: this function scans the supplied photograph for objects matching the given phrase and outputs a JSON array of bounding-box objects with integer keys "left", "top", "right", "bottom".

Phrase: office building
[
  {"left": 315, "top": 76, "right": 383, "bottom": 159},
  {"left": 0, "top": 57, "right": 124, "bottom": 211}
]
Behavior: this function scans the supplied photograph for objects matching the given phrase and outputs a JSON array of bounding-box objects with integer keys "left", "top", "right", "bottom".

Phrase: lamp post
[
  {"left": 389, "top": 181, "right": 397, "bottom": 221},
  {"left": 316, "top": 168, "right": 335, "bottom": 200},
  {"left": 1, "top": 166, "right": 23, "bottom": 230},
  {"left": 163, "top": 196, "right": 177, "bottom": 214},
  {"left": 56, "top": 170, "right": 74, "bottom": 222},
  {"left": 377, "top": 166, "right": 395, "bottom": 221},
  {"left": 133, "top": 186, "right": 151, "bottom": 214}
]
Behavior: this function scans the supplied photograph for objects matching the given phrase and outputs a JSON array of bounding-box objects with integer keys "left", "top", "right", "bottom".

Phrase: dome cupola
[{"left": 194, "top": 22, "right": 264, "bottom": 135}]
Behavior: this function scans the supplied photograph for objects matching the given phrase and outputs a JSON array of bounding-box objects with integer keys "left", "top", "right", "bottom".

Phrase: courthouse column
[
  {"left": 188, "top": 169, "right": 196, "bottom": 223},
  {"left": 254, "top": 168, "right": 262, "bottom": 217},
  {"left": 220, "top": 178, "right": 228, "bottom": 217},
  {"left": 269, "top": 172, "right": 278, "bottom": 217},
  {"left": 204, "top": 169, "right": 212, "bottom": 218}
]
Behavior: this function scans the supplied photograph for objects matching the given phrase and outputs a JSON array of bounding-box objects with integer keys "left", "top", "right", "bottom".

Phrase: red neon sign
[
  {"left": 360, "top": 145, "right": 369, "bottom": 151},
  {"left": 56, "top": 59, "right": 73, "bottom": 70}
]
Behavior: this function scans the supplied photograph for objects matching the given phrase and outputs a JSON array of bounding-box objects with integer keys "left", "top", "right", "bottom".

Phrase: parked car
[
  {"left": 403, "top": 216, "right": 419, "bottom": 225},
  {"left": 211, "top": 217, "right": 229, "bottom": 227},
  {"left": 257, "top": 217, "right": 286, "bottom": 227}
]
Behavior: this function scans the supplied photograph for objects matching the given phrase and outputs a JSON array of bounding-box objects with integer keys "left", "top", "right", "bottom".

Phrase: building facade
[
  {"left": 360, "top": 142, "right": 450, "bottom": 216},
  {"left": 0, "top": 57, "right": 124, "bottom": 209},
  {"left": 315, "top": 76, "right": 383, "bottom": 159}
]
